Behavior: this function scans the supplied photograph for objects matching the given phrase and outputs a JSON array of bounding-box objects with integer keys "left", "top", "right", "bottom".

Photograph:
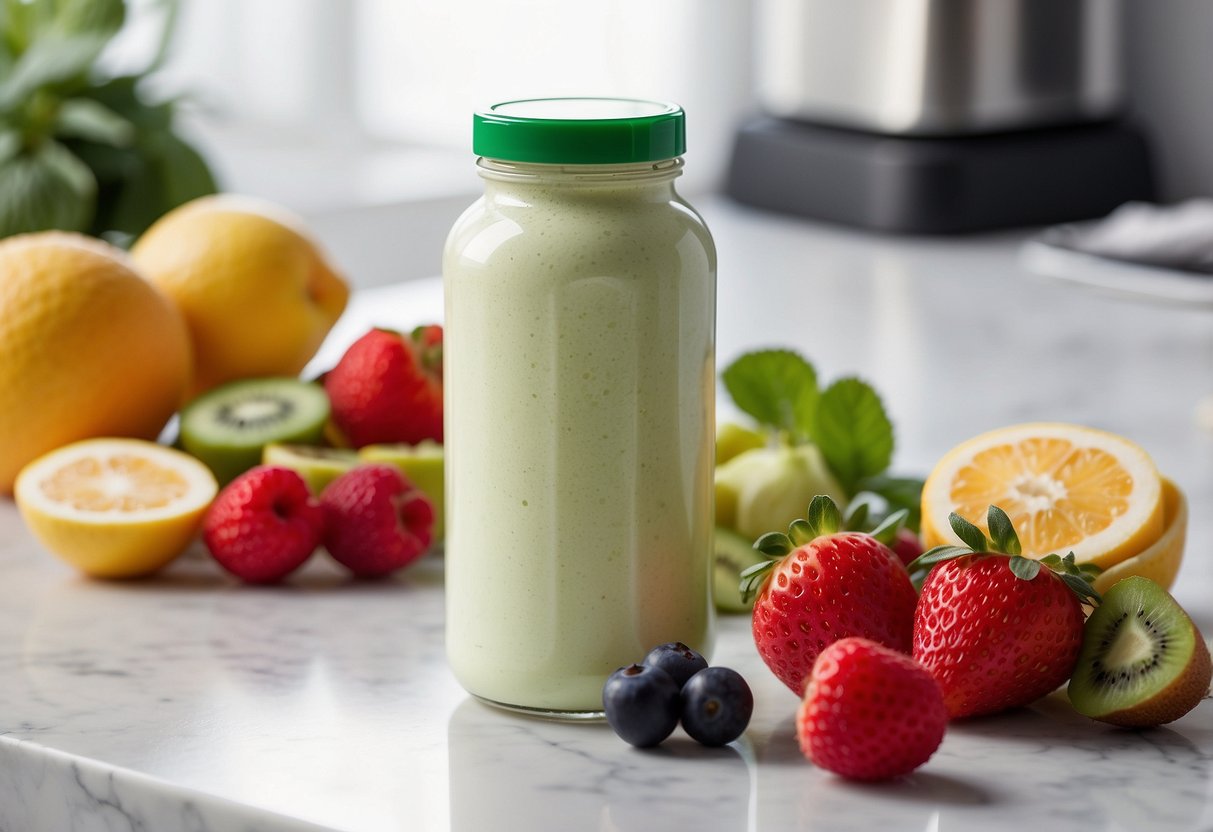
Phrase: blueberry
[
  {"left": 642, "top": 641, "right": 709, "bottom": 689},
  {"left": 680, "top": 667, "right": 753, "bottom": 747},
  {"left": 602, "top": 664, "right": 681, "bottom": 748}
]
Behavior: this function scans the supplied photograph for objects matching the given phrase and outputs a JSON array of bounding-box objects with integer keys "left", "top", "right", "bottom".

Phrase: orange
[
  {"left": 0, "top": 232, "right": 191, "bottom": 493},
  {"left": 15, "top": 439, "right": 218, "bottom": 577},
  {"left": 922, "top": 423, "right": 1165, "bottom": 568},
  {"left": 1092, "top": 478, "right": 1186, "bottom": 593},
  {"left": 130, "top": 195, "right": 349, "bottom": 396}
]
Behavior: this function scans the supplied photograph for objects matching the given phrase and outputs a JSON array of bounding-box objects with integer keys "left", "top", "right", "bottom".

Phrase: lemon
[
  {"left": 130, "top": 195, "right": 350, "bottom": 396},
  {"left": 15, "top": 439, "right": 218, "bottom": 578},
  {"left": 0, "top": 232, "right": 192, "bottom": 493},
  {"left": 922, "top": 423, "right": 1165, "bottom": 568}
]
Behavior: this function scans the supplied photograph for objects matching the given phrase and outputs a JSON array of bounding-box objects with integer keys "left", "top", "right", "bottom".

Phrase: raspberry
[
  {"left": 797, "top": 637, "right": 947, "bottom": 781},
  {"left": 202, "top": 466, "right": 325, "bottom": 583},
  {"left": 321, "top": 464, "right": 434, "bottom": 577}
]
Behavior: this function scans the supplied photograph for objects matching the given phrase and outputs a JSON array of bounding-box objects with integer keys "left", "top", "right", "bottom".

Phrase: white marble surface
[{"left": 2, "top": 196, "right": 1212, "bottom": 831}]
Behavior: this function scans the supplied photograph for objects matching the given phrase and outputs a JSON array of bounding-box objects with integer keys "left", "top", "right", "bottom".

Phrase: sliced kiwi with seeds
[
  {"left": 180, "top": 378, "right": 331, "bottom": 485},
  {"left": 713, "top": 527, "right": 767, "bottom": 614},
  {"left": 262, "top": 443, "right": 357, "bottom": 495},
  {"left": 1067, "top": 576, "right": 1212, "bottom": 727}
]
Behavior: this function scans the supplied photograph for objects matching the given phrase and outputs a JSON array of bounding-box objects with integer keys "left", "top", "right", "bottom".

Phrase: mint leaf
[
  {"left": 722, "top": 350, "right": 818, "bottom": 439},
  {"left": 807, "top": 377, "right": 893, "bottom": 495}
]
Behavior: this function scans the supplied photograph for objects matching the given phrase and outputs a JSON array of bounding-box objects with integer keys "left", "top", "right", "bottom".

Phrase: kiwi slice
[
  {"left": 180, "top": 378, "right": 330, "bottom": 484},
  {"left": 262, "top": 443, "right": 357, "bottom": 495},
  {"left": 1067, "top": 576, "right": 1212, "bottom": 727},
  {"left": 358, "top": 441, "right": 445, "bottom": 540},
  {"left": 713, "top": 527, "right": 766, "bottom": 614}
]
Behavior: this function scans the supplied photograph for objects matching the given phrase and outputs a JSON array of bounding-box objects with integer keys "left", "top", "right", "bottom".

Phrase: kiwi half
[
  {"left": 180, "top": 378, "right": 330, "bottom": 484},
  {"left": 262, "top": 443, "right": 357, "bottom": 494},
  {"left": 358, "top": 441, "right": 445, "bottom": 540},
  {"left": 713, "top": 527, "right": 766, "bottom": 614},
  {"left": 1067, "top": 576, "right": 1211, "bottom": 727}
]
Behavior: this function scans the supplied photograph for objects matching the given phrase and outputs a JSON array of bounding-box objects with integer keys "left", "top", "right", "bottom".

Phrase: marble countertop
[{"left": 3, "top": 197, "right": 1212, "bottom": 831}]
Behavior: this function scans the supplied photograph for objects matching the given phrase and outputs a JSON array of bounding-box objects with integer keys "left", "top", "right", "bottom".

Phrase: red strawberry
[
  {"left": 891, "top": 528, "right": 924, "bottom": 568},
  {"left": 797, "top": 637, "right": 947, "bottom": 781},
  {"left": 321, "top": 464, "right": 434, "bottom": 577},
  {"left": 202, "top": 466, "right": 326, "bottom": 583},
  {"left": 324, "top": 326, "right": 442, "bottom": 448},
  {"left": 743, "top": 496, "right": 918, "bottom": 696},
  {"left": 911, "top": 506, "right": 1098, "bottom": 719}
]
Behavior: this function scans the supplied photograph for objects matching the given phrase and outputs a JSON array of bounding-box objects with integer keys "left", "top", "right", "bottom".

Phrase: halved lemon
[
  {"left": 15, "top": 438, "right": 218, "bottom": 578},
  {"left": 922, "top": 423, "right": 1164, "bottom": 567}
]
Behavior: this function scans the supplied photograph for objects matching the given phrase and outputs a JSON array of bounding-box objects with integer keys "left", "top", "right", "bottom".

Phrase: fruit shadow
[
  {"left": 758, "top": 712, "right": 992, "bottom": 806},
  {"left": 79, "top": 545, "right": 447, "bottom": 593}
]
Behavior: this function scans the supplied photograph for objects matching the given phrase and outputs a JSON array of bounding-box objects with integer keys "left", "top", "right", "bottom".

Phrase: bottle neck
[{"left": 477, "top": 157, "right": 683, "bottom": 190}]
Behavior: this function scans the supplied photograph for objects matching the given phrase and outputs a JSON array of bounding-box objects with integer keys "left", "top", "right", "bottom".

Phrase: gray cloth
[{"left": 1038, "top": 200, "right": 1213, "bottom": 275}]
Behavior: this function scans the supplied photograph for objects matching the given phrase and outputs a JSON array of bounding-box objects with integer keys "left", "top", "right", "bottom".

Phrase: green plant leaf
[
  {"left": 54, "top": 97, "right": 133, "bottom": 146},
  {"left": 0, "top": 127, "right": 20, "bottom": 164},
  {"left": 857, "top": 474, "right": 924, "bottom": 533},
  {"left": 753, "top": 532, "right": 792, "bottom": 558},
  {"left": 787, "top": 519, "right": 814, "bottom": 547},
  {"left": 805, "top": 494, "right": 841, "bottom": 538},
  {"left": 0, "top": 32, "right": 110, "bottom": 110},
  {"left": 948, "top": 512, "right": 989, "bottom": 552},
  {"left": 53, "top": 0, "right": 125, "bottom": 38},
  {"left": 869, "top": 508, "right": 908, "bottom": 545},
  {"left": 721, "top": 350, "right": 818, "bottom": 439},
  {"left": 842, "top": 496, "right": 871, "bottom": 533},
  {"left": 739, "top": 561, "right": 775, "bottom": 604},
  {"left": 906, "top": 545, "right": 972, "bottom": 573},
  {"left": 807, "top": 377, "right": 894, "bottom": 495},
  {"left": 0, "top": 139, "right": 95, "bottom": 235},
  {"left": 1008, "top": 556, "right": 1041, "bottom": 581},
  {"left": 1059, "top": 573, "right": 1101, "bottom": 606},
  {"left": 986, "top": 506, "right": 1022, "bottom": 555}
]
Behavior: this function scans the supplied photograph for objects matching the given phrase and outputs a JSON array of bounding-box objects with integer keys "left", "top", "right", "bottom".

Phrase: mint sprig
[
  {"left": 721, "top": 350, "right": 818, "bottom": 442},
  {"left": 720, "top": 349, "right": 923, "bottom": 526}
]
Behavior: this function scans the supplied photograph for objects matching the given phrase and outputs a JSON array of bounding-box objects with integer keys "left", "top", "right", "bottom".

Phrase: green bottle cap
[{"left": 473, "top": 98, "right": 686, "bottom": 165}]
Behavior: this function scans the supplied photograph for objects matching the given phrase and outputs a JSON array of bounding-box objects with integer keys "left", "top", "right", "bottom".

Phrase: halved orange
[
  {"left": 1093, "top": 478, "right": 1186, "bottom": 593},
  {"left": 922, "top": 423, "right": 1164, "bottom": 567},
  {"left": 15, "top": 438, "right": 218, "bottom": 578}
]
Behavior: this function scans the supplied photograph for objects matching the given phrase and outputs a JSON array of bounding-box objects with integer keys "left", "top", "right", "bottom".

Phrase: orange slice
[
  {"left": 15, "top": 438, "right": 218, "bottom": 578},
  {"left": 922, "top": 423, "right": 1164, "bottom": 567}
]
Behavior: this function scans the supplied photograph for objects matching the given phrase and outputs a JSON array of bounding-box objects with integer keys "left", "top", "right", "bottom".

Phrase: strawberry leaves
[{"left": 908, "top": 505, "right": 1102, "bottom": 605}]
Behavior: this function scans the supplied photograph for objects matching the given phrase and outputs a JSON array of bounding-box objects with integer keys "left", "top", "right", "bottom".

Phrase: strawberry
[
  {"left": 202, "top": 466, "right": 326, "bottom": 583},
  {"left": 742, "top": 496, "right": 918, "bottom": 696},
  {"left": 797, "top": 637, "right": 947, "bottom": 781},
  {"left": 324, "top": 326, "right": 443, "bottom": 448},
  {"left": 321, "top": 464, "right": 434, "bottom": 577},
  {"left": 910, "top": 506, "right": 1100, "bottom": 719}
]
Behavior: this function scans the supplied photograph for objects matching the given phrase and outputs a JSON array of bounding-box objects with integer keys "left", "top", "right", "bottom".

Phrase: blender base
[{"left": 726, "top": 117, "right": 1154, "bottom": 234}]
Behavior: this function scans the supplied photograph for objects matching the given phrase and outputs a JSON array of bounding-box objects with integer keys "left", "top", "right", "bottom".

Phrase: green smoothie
[{"left": 444, "top": 146, "right": 716, "bottom": 714}]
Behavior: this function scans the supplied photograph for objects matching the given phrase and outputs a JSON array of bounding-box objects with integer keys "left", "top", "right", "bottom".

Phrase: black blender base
[{"left": 725, "top": 117, "right": 1154, "bottom": 234}]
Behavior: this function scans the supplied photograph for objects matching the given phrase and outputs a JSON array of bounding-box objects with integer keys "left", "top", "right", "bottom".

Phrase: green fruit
[
  {"left": 358, "top": 441, "right": 445, "bottom": 540},
  {"left": 262, "top": 443, "right": 357, "bottom": 495},
  {"left": 714, "top": 444, "right": 846, "bottom": 540},
  {"left": 179, "top": 378, "right": 329, "bottom": 485},
  {"left": 715, "top": 422, "right": 766, "bottom": 466},
  {"left": 713, "top": 527, "right": 765, "bottom": 614},
  {"left": 1067, "top": 577, "right": 1212, "bottom": 727}
]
